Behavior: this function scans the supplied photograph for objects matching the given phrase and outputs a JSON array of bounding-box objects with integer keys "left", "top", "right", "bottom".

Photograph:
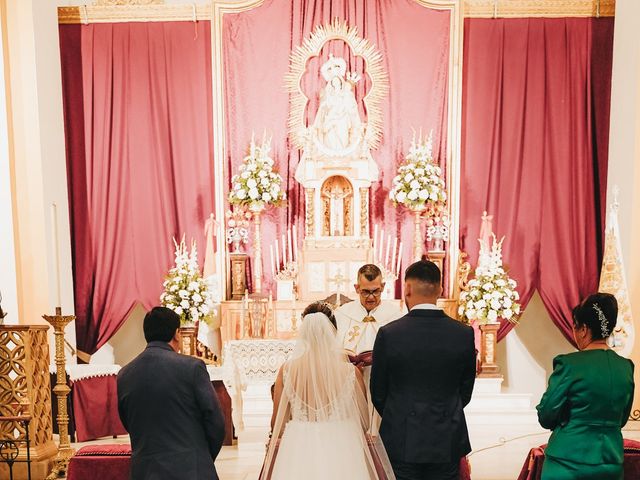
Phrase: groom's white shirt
[
  {"left": 411, "top": 303, "right": 441, "bottom": 311},
  {"left": 335, "top": 300, "right": 404, "bottom": 354}
]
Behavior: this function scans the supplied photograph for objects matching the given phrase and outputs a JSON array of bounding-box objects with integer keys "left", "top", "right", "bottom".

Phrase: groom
[{"left": 371, "top": 260, "right": 476, "bottom": 480}]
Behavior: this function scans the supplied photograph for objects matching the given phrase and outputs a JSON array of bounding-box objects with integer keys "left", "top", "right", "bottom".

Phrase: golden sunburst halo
[{"left": 285, "top": 18, "right": 389, "bottom": 152}]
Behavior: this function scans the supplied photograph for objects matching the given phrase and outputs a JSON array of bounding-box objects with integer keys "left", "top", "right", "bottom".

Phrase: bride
[{"left": 260, "top": 302, "right": 395, "bottom": 480}]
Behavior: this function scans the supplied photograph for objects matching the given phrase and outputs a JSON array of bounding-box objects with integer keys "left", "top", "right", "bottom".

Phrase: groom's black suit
[
  {"left": 371, "top": 308, "right": 476, "bottom": 480},
  {"left": 117, "top": 342, "right": 225, "bottom": 480}
]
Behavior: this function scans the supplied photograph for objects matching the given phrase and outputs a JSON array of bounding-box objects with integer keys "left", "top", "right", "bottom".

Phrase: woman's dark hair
[
  {"left": 143, "top": 306, "right": 180, "bottom": 343},
  {"left": 572, "top": 292, "right": 618, "bottom": 340},
  {"left": 302, "top": 301, "right": 337, "bottom": 330}
]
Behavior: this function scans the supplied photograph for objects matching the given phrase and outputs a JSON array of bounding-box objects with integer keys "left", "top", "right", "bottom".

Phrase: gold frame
[{"left": 284, "top": 19, "right": 389, "bottom": 152}]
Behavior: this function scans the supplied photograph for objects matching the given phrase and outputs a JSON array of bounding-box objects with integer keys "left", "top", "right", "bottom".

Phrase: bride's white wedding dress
[
  {"left": 271, "top": 368, "right": 371, "bottom": 479},
  {"left": 260, "top": 312, "right": 394, "bottom": 480}
]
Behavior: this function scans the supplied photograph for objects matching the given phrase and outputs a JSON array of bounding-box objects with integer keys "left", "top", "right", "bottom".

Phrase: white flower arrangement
[
  {"left": 389, "top": 131, "right": 446, "bottom": 211},
  {"left": 160, "top": 237, "right": 213, "bottom": 325},
  {"left": 458, "top": 234, "right": 521, "bottom": 324},
  {"left": 228, "top": 135, "right": 286, "bottom": 210}
]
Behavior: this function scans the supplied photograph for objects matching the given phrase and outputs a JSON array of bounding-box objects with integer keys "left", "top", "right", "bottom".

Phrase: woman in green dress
[{"left": 537, "top": 292, "right": 635, "bottom": 480}]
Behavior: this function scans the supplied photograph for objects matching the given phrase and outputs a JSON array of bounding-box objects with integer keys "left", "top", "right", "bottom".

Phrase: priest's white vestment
[{"left": 335, "top": 299, "right": 404, "bottom": 435}]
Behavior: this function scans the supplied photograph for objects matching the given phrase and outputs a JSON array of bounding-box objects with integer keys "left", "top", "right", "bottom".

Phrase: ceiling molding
[
  {"left": 464, "top": 0, "right": 614, "bottom": 18},
  {"left": 58, "top": 4, "right": 211, "bottom": 24},
  {"left": 58, "top": 0, "right": 615, "bottom": 24}
]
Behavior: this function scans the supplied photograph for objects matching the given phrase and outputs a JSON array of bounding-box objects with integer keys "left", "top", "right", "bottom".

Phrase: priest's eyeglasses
[{"left": 359, "top": 289, "right": 383, "bottom": 298}]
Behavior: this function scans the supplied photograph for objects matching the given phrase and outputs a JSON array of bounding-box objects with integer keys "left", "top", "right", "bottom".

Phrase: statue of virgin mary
[{"left": 310, "top": 55, "right": 364, "bottom": 158}]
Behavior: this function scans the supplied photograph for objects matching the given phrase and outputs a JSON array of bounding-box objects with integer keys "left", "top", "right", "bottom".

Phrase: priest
[{"left": 335, "top": 263, "right": 404, "bottom": 434}]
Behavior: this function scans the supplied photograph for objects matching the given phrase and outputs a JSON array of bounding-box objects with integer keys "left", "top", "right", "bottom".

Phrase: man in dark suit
[
  {"left": 117, "top": 307, "right": 225, "bottom": 480},
  {"left": 371, "top": 260, "right": 476, "bottom": 480}
]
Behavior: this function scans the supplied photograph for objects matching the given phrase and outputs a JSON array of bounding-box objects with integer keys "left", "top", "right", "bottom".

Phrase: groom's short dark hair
[
  {"left": 405, "top": 260, "right": 441, "bottom": 287},
  {"left": 144, "top": 306, "right": 180, "bottom": 343}
]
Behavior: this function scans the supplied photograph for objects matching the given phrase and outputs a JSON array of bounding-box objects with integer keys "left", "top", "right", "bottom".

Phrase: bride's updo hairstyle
[
  {"left": 302, "top": 301, "right": 337, "bottom": 330},
  {"left": 572, "top": 292, "right": 618, "bottom": 340}
]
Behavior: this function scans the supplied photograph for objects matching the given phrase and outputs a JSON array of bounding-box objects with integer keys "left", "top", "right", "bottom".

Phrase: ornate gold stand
[
  {"left": 250, "top": 205, "right": 264, "bottom": 293},
  {"left": 412, "top": 208, "right": 425, "bottom": 262},
  {"left": 478, "top": 323, "right": 501, "bottom": 377},
  {"left": 43, "top": 307, "right": 76, "bottom": 479},
  {"left": 179, "top": 325, "right": 197, "bottom": 356}
]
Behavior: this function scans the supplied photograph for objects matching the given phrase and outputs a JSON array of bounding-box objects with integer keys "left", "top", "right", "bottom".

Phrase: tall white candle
[
  {"left": 385, "top": 235, "right": 391, "bottom": 269},
  {"left": 292, "top": 224, "right": 298, "bottom": 263},
  {"left": 275, "top": 242, "right": 280, "bottom": 272},
  {"left": 379, "top": 230, "right": 385, "bottom": 264},
  {"left": 396, "top": 242, "right": 403, "bottom": 276},
  {"left": 391, "top": 237, "right": 398, "bottom": 276},
  {"left": 373, "top": 224, "right": 379, "bottom": 261},
  {"left": 287, "top": 228, "right": 293, "bottom": 265},
  {"left": 281, "top": 234, "right": 287, "bottom": 265},
  {"left": 270, "top": 245, "right": 275, "bottom": 275},
  {"left": 50, "top": 203, "right": 62, "bottom": 308}
]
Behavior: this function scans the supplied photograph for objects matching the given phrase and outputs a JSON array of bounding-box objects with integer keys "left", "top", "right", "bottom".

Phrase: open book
[{"left": 346, "top": 350, "right": 373, "bottom": 367}]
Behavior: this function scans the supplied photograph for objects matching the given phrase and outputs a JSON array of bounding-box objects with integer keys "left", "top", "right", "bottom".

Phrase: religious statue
[
  {"left": 322, "top": 175, "right": 352, "bottom": 236},
  {"left": 310, "top": 55, "right": 364, "bottom": 157}
]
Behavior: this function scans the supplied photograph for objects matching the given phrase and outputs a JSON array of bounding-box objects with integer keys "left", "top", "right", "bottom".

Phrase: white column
[
  {"left": 4, "top": 1, "right": 75, "bottom": 352},
  {"left": 0, "top": 10, "right": 18, "bottom": 324},
  {"left": 607, "top": 0, "right": 640, "bottom": 406}
]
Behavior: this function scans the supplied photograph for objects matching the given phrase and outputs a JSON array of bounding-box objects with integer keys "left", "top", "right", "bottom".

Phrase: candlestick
[
  {"left": 287, "top": 228, "right": 293, "bottom": 265},
  {"left": 373, "top": 224, "right": 379, "bottom": 261},
  {"left": 391, "top": 237, "right": 398, "bottom": 275},
  {"left": 50, "top": 203, "right": 62, "bottom": 308},
  {"left": 275, "top": 242, "right": 280, "bottom": 272},
  {"left": 43, "top": 307, "right": 76, "bottom": 478},
  {"left": 292, "top": 223, "right": 298, "bottom": 263},
  {"left": 281, "top": 234, "right": 287, "bottom": 265},
  {"left": 270, "top": 245, "right": 275, "bottom": 276},
  {"left": 385, "top": 235, "right": 391, "bottom": 269},
  {"left": 396, "top": 242, "right": 403, "bottom": 276}
]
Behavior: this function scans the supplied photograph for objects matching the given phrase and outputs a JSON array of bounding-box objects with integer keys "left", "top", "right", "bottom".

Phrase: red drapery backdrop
[
  {"left": 222, "top": 0, "right": 452, "bottom": 293},
  {"left": 59, "top": 22, "right": 214, "bottom": 356},
  {"left": 460, "top": 18, "right": 613, "bottom": 342}
]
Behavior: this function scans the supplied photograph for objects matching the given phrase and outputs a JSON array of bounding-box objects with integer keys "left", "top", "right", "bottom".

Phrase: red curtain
[
  {"left": 59, "top": 22, "right": 214, "bottom": 356},
  {"left": 460, "top": 18, "right": 613, "bottom": 342},
  {"left": 222, "top": 0, "right": 452, "bottom": 293}
]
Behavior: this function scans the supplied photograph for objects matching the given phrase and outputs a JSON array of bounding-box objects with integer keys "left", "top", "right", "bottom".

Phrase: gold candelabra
[{"left": 43, "top": 307, "right": 76, "bottom": 479}]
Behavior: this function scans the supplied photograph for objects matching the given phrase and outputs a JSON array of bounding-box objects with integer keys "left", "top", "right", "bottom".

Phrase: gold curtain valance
[{"left": 58, "top": 0, "right": 615, "bottom": 25}]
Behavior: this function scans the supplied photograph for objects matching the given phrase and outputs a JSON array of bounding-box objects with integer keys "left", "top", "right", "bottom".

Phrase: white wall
[
  {"left": 0, "top": 3, "right": 18, "bottom": 325},
  {"left": 607, "top": 0, "right": 640, "bottom": 409},
  {"left": 497, "top": 292, "right": 574, "bottom": 404}
]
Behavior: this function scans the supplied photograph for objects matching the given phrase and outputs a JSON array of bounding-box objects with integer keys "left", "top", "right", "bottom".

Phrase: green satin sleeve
[{"left": 537, "top": 355, "right": 572, "bottom": 430}]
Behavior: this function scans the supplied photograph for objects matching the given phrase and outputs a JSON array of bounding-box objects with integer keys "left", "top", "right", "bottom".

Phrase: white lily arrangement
[
  {"left": 160, "top": 237, "right": 213, "bottom": 325},
  {"left": 228, "top": 134, "right": 286, "bottom": 209},
  {"left": 458, "top": 234, "right": 521, "bottom": 324},
  {"left": 389, "top": 131, "right": 447, "bottom": 211}
]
